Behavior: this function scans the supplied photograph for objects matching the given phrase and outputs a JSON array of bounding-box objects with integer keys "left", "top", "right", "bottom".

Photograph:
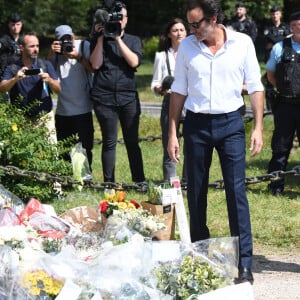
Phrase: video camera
[{"left": 93, "top": 0, "right": 123, "bottom": 38}]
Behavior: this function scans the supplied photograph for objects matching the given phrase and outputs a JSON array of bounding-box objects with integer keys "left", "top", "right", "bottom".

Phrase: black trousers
[
  {"left": 268, "top": 102, "right": 300, "bottom": 191},
  {"left": 93, "top": 100, "right": 145, "bottom": 183},
  {"left": 55, "top": 112, "right": 94, "bottom": 167}
]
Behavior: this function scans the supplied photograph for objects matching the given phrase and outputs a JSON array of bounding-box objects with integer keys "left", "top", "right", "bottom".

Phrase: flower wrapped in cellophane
[
  {"left": 100, "top": 208, "right": 166, "bottom": 245},
  {"left": 149, "top": 237, "right": 239, "bottom": 298}
]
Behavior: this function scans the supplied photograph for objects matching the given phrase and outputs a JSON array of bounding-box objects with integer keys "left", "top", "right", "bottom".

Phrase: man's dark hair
[
  {"left": 8, "top": 12, "right": 21, "bottom": 23},
  {"left": 184, "top": 0, "right": 224, "bottom": 23},
  {"left": 270, "top": 5, "right": 280, "bottom": 13},
  {"left": 18, "top": 31, "right": 39, "bottom": 46}
]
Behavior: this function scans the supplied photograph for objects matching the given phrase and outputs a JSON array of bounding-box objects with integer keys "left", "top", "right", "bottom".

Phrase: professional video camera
[
  {"left": 59, "top": 38, "right": 73, "bottom": 53},
  {"left": 92, "top": 0, "right": 123, "bottom": 38}
]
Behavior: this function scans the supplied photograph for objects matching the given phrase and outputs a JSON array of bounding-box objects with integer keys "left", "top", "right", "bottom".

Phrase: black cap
[
  {"left": 270, "top": 5, "right": 280, "bottom": 13},
  {"left": 236, "top": 2, "right": 246, "bottom": 8},
  {"left": 8, "top": 12, "right": 21, "bottom": 23},
  {"left": 289, "top": 10, "right": 300, "bottom": 22}
]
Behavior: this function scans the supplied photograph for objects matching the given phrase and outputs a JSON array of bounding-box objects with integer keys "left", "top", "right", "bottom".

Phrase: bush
[
  {"left": 142, "top": 36, "right": 159, "bottom": 61},
  {"left": 0, "top": 97, "right": 74, "bottom": 202}
]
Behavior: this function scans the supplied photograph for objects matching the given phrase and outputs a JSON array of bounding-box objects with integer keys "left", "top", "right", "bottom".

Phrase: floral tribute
[
  {"left": 20, "top": 269, "right": 64, "bottom": 299},
  {"left": 98, "top": 189, "right": 140, "bottom": 218}
]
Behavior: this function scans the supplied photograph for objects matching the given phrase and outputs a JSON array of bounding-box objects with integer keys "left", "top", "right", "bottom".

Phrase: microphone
[
  {"left": 104, "top": 0, "right": 115, "bottom": 11},
  {"left": 93, "top": 9, "right": 109, "bottom": 24}
]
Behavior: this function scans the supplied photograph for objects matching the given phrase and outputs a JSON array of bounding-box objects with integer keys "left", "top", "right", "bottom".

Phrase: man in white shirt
[{"left": 168, "top": 0, "right": 264, "bottom": 284}]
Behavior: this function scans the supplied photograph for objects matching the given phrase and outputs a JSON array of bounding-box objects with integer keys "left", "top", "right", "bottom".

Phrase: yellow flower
[
  {"left": 11, "top": 123, "right": 18, "bottom": 131},
  {"left": 21, "top": 160, "right": 27, "bottom": 167},
  {"left": 21, "top": 270, "right": 63, "bottom": 297},
  {"left": 118, "top": 202, "right": 128, "bottom": 209},
  {"left": 127, "top": 203, "right": 136, "bottom": 209}
]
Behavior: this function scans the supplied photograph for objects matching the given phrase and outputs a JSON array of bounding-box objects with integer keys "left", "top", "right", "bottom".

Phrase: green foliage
[
  {"left": 0, "top": 97, "right": 74, "bottom": 202},
  {"left": 142, "top": 36, "right": 159, "bottom": 61}
]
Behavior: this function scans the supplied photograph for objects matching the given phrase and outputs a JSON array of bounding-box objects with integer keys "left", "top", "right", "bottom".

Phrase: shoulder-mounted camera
[{"left": 93, "top": 0, "right": 123, "bottom": 38}]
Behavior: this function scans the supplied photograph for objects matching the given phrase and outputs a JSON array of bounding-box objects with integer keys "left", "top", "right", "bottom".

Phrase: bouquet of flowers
[
  {"left": 153, "top": 254, "right": 232, "bottom": 298},
  {"left": 98, "top": 189, "right": 140, "bottom": 218},
  {"left": 20, "top": 269, "right": 64, "bottom": 299},
  {"left": 0, "top": 225, "right": 27, "bottom": 250},
  {"left": 103, "top": 208, "right": 166, "bottom": 242}
]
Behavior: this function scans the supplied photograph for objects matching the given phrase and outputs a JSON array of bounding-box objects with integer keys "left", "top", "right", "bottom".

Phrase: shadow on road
[{"left": 253, "top": 254, "right": 300, "bottom": 273}]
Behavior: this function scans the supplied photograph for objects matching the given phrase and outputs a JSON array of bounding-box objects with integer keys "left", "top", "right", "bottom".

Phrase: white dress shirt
[{"left": 172, "top": 25, "right": 264, "bottom": 114}]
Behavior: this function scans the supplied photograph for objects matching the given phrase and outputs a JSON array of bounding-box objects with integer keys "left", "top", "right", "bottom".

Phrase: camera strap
[{"left": 165, "top": 50, "right": 172, "bottom": 76}]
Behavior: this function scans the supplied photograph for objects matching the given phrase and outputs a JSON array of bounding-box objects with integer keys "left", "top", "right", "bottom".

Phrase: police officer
[
  {"left": 266, "top": 10, "right": 300, "bottom": 196},
  {"left": 227, "top": 2, "right": 257, "bottom": 43},
  {"left": 0, "top": 13, "right": 23, "bottom": 79},
  {"left": 264, "top": 5, "right": 291, "bottom": 62},
  {"left": 263, "top": 5, "right": 291, "bottom": 111}
]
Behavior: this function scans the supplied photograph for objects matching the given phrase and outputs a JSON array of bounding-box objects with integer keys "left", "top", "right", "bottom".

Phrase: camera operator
[
  {"left": 90, "top": 2, "right": 146, "bottom": 184},
  {"left": 46, "top": 25, "right": 94, "bottom": 167}
]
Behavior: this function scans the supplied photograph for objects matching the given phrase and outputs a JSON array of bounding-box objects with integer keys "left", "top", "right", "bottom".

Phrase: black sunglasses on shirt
[{"left": 187, "top": 16, "right": 208, "bottom": 29}]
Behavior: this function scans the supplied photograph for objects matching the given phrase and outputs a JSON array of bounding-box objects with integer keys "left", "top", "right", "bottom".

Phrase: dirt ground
[{"left": 251, "top": 249, "right": 300, "bottom": 299}]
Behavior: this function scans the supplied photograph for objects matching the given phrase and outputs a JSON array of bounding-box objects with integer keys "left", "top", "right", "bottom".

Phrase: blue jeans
[
  {"left": 183, "top": 109, "right": 252, "bottom": 268},
  {"left": 93, "top": 100, "right": 145, "bottom": 183}
]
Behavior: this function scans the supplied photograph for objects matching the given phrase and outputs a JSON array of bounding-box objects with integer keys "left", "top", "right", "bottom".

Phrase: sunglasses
[{"left": 187, "top": 16, "right": 208, "bottom": 29}]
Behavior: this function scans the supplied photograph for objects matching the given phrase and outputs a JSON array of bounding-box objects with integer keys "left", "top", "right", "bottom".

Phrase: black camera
[
  {"left": 104, "top": 1, "right": 123, "bottom": 37},
  {"left": 93, "top": 1, "right": 123, "bottom": 38},
  {"left": 60, "top": 39, "right": 73, "bottom": 53}
]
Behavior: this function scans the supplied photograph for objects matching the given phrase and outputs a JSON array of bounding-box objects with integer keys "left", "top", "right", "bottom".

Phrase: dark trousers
[
  {"left": 55, "top": 112, "right": 94, "bottom": 167},
  {"left": 161, "top": 94, "right": 187, "bottom": 182},
  {"left": 93, "top": 100, "right": 145, "bottom": 183},
  {"left": 183, "top": 109, "right": 252, "bottom": 268},
  {"left": 268, "top": 103, "right": 300, "bottom": 191}
]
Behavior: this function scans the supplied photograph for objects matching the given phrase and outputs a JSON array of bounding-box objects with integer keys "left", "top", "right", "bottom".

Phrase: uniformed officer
[
  {"left": 227, "top": 2, "right": 257, "bottom": 43},
  {"left": 0, "top": 13, "right": 23, "bottom": 79},
  {"left": 266, "top": 10, "right": 300, "bottom": 195},
  {"left": 263, "top": 5, "right": 291, "bottom": 111},
  {"left": 264, "top": 5, "right": 291, "bottom": 62}
]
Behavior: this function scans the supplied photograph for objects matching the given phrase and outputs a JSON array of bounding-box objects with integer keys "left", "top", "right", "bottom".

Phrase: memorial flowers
[
  {"left": 20, "top": 269, "right": 64, "bottom": 299},
  {"left": 99, "top": 189, "right": 140, "bottom": 218}
]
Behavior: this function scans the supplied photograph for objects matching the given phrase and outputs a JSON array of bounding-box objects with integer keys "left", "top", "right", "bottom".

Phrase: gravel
[{"left": 252, "top": 252, "right": 300, "bottom": 299}]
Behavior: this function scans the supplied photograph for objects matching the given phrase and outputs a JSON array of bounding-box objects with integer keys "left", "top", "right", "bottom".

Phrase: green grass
[{"left": 50, "top": 60, "right": 300, "bottom": 254}]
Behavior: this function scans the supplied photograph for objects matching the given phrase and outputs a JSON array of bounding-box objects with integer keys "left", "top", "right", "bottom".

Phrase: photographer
[
  {"left": 0, "top": 32, "right": 60, "bottom": 142},
  {"left": 46, "top": 25, "right": 94, "bottom": 167},
  {"left": 90, "top": 1, "right": 146, "bottom": 184},
  {"left": 151, "top": 18, "right": 187, "bottom": 183}
]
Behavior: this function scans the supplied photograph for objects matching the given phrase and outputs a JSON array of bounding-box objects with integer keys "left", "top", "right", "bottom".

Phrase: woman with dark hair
[{"left": 151, "top": 18, "right": 187, "bottom": 183}]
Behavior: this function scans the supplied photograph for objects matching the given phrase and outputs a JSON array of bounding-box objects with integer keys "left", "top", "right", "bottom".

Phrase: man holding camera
[
  {"left": 0, "top": 31, "right": 60, "bottom": 142},
  {"left": 46, "top": 25, "right": 94, "bottom": 167},
  {"left": 89, "top": 2, "right": 146, "bottom": 184}
]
